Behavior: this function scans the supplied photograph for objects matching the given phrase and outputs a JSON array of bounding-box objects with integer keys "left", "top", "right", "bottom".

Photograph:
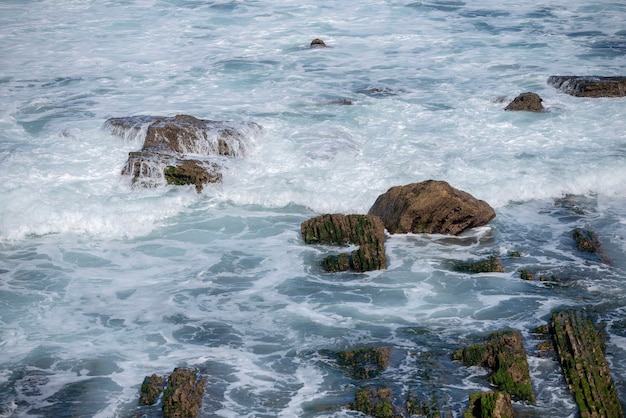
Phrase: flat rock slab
[{"left": 548, "top": 76, "right": 626, "bottom": 97}]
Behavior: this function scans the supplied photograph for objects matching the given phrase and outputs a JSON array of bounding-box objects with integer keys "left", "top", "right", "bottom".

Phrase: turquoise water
[{"left": 1, "top": 1, "right": 626, "bottom": 416}]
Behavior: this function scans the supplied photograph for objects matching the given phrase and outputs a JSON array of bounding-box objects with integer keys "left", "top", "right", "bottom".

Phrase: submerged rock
[
  {"left": 301, "top": 213, "right": 386, "bottom": 272},
  {"left": 368, "top": 180, "right": 495, "bottom": 235},
  {"left": 504, "top": 92, "right": 544, "bottom": 111},
  {"left": 547, "top": 75, "right": 626, "bottom": 97},
  {"left": 452, "top": 330, "right": 535, "bottom": 404},
  {"left": 105, "top": 114, "right": 261, "bottom": 192}
]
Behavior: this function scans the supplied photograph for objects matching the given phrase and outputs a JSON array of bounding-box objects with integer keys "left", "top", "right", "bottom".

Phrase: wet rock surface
[
  {"left": 368, "top": 180, "right": 496, "bottom": 235},
  {"left": 548, "top": 76, "right": 626, "bottom": 97}
]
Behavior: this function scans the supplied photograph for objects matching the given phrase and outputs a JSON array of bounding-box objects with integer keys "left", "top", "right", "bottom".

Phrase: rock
[
  {"left": 162, "top": 368, "right": 206, "bottom": 418},
  {"left": 504, "top": 92, "right": 544, "bottom": 111},
  {"left": 550, "top": 311, "right": 624, "bottom": 418},
  {"left": 452, "top": 330, "right": 535, "bottom": 404},
  {"left": 368, "top": 180, "right": 495, "bottom": 235},
  {"left": 301, "top": 214, "right": 386, "bottom": 272},
  {"left": 139, "top": 374, "right": 165, "bottom": 406},
  {"left": 464, "top": 391, "right": 514, "bottom": 418},
  {"left": 310, "top": 38, "right": 327, "bottom": 48},
  {"left": 547, "top": 76, "right": 626, "bottom": 97},
  {"left": 105, "top": 115, "right": 262, "bottom": 192},
  {"left": 335, "top": 348, "right": 390, "bottom": 379},
  {"left": 457, "top": 256, "right": 505, "bottom": 273},
  {"left": 350, "top": 386, "right": 395, "bottom": 418},
  {"left": 572, "top": 228, "right": 610, "bottom": 264}
]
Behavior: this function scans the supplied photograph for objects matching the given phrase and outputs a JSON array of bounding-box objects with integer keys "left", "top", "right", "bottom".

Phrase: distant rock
[
  {"left": 548, "top": 75, "right": 626, "bottom": 97},
  {"left": 457, "top": 256, "right": 505, "bottom": 273},
  {"left": 301, "top": 214, "right": 386, "bottom": 272},
  {"left": 504, "top": 92, "right": 544, "bottom": 111},
  {"left": 105, "top": 115, "right": 262, "bottom": 192},
  {"left": 368, "top": 180, "right": 495, "bottom": 235},
  {"left": 310, "top": 38, "right": 327, "bottom": 48},
  {"left": 335, "top": 347, "right": 390, "bottom": 379}
]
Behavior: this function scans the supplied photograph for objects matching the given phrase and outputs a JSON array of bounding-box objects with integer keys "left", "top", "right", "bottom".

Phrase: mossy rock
[
  {"left": 301, "top": 213, "right": 386, "bottom": 272},
  {"left": 550, "top": 311, "right": 624, "bottom": 417},
  {"left": 452, "top": 330, "right": 535, "bottom": 404},
  {"left": 350, "top": 386, "right": 395, "bottom": 418},
  {"left": 162, "top": 368, "right": 206, "bottom": 418},
  {"left": 139, "top": 374, "right": 165, "bottom": 405},
  {"left": 335, "top": 347, "right": 390, "bottom": 379},
  {"left": 464, "top": 391, "right": 514, "bottom": 418},
  {"left": 457, "top": 256, "right": 505, "bottom": 273}
]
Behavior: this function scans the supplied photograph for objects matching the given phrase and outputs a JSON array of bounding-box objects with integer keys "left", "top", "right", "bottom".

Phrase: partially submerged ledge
[{"left": 550, "top": 311, "right": 624, "bottom": 418}]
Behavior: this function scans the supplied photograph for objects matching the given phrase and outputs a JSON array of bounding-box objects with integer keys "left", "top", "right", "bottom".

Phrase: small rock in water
[{"left": 310, "top": 38, "right": 327, "bottom": 48}]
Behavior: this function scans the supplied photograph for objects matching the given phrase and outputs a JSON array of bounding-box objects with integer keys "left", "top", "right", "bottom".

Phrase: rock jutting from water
[
  {"left": 504, "top": 92, "right": 544, "bottom": 111},
  {"left": 464, "top": 391, "right": 514, "bottom": 418},
  {"left": 104, "top": 114, "right": 262, "bottom": 192},
  {"left": 547, "top": 76, "right": 626, "bottom": 97},
  {"left": 300, "top": 213, "right": 387, "bottom": 272},
  {"left": 137, "top": 367, "right": 206, "bottom": 417},
  {"left": 452, "top": 330, "right": 536, "bottom": 404},
  {"left": 550, "top": 311, "right": 624, "bottom": 418},
  {"left": 368, "top": 180, "right": 496, "bottom": 235},
  {"left": 334, "top": 347, "right": 390, "bottom": 380}
]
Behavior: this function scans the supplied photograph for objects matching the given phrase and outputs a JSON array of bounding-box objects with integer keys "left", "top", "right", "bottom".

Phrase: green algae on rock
[
  {"left": 162, "top": 368, "right": 206, "bottom": 418},
  {"left": 464, "top": 391, "right": 514, "bottom": 418},
  {"left": 301, "top": 213, "right": 386, "bottom": 272},
  {"left": 139, "top": 374, "right": 165, "bottom": 406},
  {"left": 335, "top": 347, "right": 390, "bottom": 380},
  {"left": 351, "top": 386, "right": 395, "bottom": 418},
  {"left": 550, "top": 311, "right": 624, "bottom": 418},
  {"left": 456, "top": 256, "right": 505, "bottom": 273},
  {"left": 452, "top": 330, "right": 535, "bottom": 404}
]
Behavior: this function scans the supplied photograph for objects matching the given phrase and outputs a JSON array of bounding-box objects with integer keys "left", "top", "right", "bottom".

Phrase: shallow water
[{"left": 1, "top": 1, "right": 626, "bottom": 417}]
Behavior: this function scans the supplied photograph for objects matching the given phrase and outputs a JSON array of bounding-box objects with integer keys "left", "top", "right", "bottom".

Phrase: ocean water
[{"left": 1, "top": 0, "right": 626, "bottom": 416}]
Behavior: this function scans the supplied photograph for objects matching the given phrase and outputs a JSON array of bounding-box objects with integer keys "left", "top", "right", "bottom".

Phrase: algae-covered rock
[
  {"left": 301, "top": 213, "right": 386, "bottom": 272},
  {"left": 350, "top": 386, "right": 395, "bottom": 418},
  {"left": 335, "top": 347, "right": 390, "bottom": 379},
  {"left": 550, "top": 311, "right": 624, "bottom": 418},
  {"left": 162, "top": 368, "right": 206, "bottom": 418},
  {"left": 457, "top": 256, "right": 505, "bottom": 273},
  {"left": 368, "top": 180, "right": 495, "bottom": 235},
  {"left": 464, "top": 391, "right": 514, "bottom": 418},
  {"left": 452, "top": 330, "right": 535, "bottom": 404},
  {"left": 105, "top": 114, "right": 262, "bottom": 193},
  {"left": 139, "top": 374, "right": 165, "bottom": 406}
]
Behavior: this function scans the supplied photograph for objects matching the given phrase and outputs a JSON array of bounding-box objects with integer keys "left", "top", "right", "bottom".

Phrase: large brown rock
[
  {"left": 105, "top": 115, "right": 261, "bottom": 192},
  {"left": 548, "top": 76, "right": 626, "bottom": 97},
  {"left": 504, "top": 92, "right": 544, "bottom": 111},
  {"left": 368, "top": 180, "right": 495, "bottom": 235},
  {"left": 162, "top": 368, "right": 206, "bottom": 418}
]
